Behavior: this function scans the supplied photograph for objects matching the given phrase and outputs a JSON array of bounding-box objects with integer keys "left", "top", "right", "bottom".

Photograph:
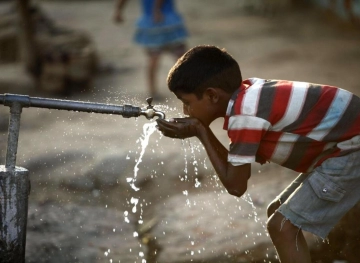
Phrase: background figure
[{"left": 114, "top": 0, "right": 188, "bottom": 100}]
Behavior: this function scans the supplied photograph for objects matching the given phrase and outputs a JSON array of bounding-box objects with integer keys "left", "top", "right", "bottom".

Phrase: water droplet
[
  {"left": 131, "top": 197, "right": 139, "bottom": 213},
  {"left": 194, "top": 178, "right": 201, "bottom": 188}
]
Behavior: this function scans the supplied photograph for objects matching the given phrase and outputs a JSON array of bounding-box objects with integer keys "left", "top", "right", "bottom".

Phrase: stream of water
[
  {"left": 123, "top": 121, "right": 269, "bottom": 262},
  {"left": 126, "top": 122, "right": 158, "bottom": 192}
]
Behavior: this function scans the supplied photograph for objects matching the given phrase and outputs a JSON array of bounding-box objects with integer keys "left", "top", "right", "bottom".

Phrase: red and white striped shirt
[{"left": 223, "top": 78, "right": 360, "bottom": 172}]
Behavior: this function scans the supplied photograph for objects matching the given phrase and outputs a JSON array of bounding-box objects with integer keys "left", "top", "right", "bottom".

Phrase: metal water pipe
[{"left": 0, "top": 93, "right": 165, "bottom": 263}]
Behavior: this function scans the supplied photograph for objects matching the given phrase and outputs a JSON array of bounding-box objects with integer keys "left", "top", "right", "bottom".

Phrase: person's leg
[
  {"left": 266, "top": 173, "right": 310, "bottom": 262},
  {"left": 267, "top": 199, "right": 281, "bottom": 218},
  {"left": 267, "top": 150, "right": 360, "bottom": 262},
  {"left": 267, "top": 212, "right": 311, "bottom": 263},
  {"left": 147, "top": 52, "right": 161, "bottom": 98},
  {"left": 169, "top": 43, "right": 187, "bottom": 60}
]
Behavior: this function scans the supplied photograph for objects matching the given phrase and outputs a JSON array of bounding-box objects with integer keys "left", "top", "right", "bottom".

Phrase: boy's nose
[{"left": 183, "top": 104, "right": 189, "bottom": 116}]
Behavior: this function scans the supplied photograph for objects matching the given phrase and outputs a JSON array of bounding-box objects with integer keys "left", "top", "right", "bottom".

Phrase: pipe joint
[
  {"left": 140, "top": 97, "right": 166, "bottom": 120},
  {"left": 2, "top": 94, "right": 30, "bottom": 108}
]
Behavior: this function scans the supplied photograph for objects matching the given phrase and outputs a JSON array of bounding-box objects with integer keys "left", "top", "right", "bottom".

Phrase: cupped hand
[{"left": 156, "top": 118, "right": 202, "bottom": 139}]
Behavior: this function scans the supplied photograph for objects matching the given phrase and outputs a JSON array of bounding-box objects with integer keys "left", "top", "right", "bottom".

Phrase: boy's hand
[{"left": 156, "top": 118, "right": 201, "bottom": 139}]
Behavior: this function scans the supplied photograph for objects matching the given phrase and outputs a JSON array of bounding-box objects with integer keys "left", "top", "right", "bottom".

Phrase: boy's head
[{"left": 167, "top": 45, "right": 242, "bottom": 99}]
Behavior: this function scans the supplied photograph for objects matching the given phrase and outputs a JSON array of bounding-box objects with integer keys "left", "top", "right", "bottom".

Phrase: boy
[{"left": 156, "top": 45, "right": 360, "bottom": 263}]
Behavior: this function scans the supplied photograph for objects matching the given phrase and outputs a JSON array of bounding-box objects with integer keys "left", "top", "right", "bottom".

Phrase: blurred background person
[{"left": 114, "top": 0, "right": 188, "bottom": 100}]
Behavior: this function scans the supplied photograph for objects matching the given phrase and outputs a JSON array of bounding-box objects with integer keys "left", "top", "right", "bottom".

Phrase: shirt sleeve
[{"left": 227, "top": 115, "right": 271, "bottom": 166}]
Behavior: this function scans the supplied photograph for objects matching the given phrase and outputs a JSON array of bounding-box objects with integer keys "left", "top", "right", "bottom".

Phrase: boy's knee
[
  {"left": 267, "top": 212, "right": 282, "bottom": 238},
  {"left": 267, "top": 199, "right": 281, "bottom": 218},
  {"left": 267, "top": 212, "right": 300, "bottom": 242}
]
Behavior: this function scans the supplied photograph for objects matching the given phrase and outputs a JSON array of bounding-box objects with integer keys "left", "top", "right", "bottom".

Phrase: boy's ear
[{"left": 205, "top": 87, "right": 220, "bottom": 103}]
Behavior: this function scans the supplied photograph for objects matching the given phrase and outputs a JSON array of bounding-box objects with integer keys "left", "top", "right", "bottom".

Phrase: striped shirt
[{"left": 223, "top": 78, "right": 360, "bottom": 172}]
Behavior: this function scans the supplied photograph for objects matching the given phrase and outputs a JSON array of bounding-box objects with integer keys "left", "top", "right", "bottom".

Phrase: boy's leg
[
  {"left": 267, "top": 173, "right": 311, "bottom": 263},
  {"left": 267, "top": 212, "right": 311, "bottom": 263},
  {"left": 267, "top": 150, "right": 360, "bottom": 262}
]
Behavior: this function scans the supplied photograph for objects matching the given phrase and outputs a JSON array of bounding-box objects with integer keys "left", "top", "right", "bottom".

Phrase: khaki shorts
[{"left": 275, "top": 149, "right": 360, "bottom": 239}]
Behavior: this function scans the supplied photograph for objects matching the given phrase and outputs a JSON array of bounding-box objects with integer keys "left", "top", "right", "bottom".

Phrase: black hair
[{"left": 167, "top": 45, "right": 242, "bottom": 98}]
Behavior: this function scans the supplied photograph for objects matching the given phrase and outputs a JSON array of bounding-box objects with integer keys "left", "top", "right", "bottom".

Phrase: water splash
[
  {"left": 180, "top": 137, "right": 270, "bottom": 255},
  {"left": 194, "top": 178, "right": 201, "bottom": 188},
  {"left": 123, "top": 122, "right": 158, "bottom": 262},
  {"left": 241, "top": 193, "right": 262, "bottom": 225},
  {"left": 126, "top": 122, "right": 157, "bottom": 191},
  {"left": 241, "top": 193, "right": 268, "bottom": 238},
  {"left": 180, "top": 140, "right": 189, "bottom": 181},
  {"left": 131, "top": 197, "right": 139, "bottom": 213},
  {"left": 124, "top": 211, "right": 130, "bottom": 223},
  {"left": 123, "top": 118, "right": 269, "bottom": 261},
  {"left": 180, "top": 139, "right": 205, "bottom": 189}
]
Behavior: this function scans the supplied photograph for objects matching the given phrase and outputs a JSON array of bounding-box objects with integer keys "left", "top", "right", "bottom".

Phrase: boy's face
[{"left": 174, "top": 91, "right": 217, "bottom": 126}]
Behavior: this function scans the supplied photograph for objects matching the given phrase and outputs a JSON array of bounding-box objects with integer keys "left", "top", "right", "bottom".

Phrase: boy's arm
[
  {"left": 156, "top": 118, "right": 251, "bottom": 197},
  {"left": 196, "top": 122, "right": 251, "bottom": 197}
]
